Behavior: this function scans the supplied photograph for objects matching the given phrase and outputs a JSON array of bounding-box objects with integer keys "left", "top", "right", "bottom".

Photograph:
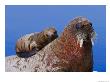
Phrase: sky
[{"left": 5, "top": 5, "right": 106, "bottom": 72}]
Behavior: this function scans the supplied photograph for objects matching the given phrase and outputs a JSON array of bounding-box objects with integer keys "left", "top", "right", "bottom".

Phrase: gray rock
[{"left": 5, "top": 39, "right": 60, "bottom": 72}]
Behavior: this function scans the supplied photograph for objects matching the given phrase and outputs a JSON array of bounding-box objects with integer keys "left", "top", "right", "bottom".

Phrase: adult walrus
[{"left": 35, "top": 17, "right": 96, "bottom": 72}]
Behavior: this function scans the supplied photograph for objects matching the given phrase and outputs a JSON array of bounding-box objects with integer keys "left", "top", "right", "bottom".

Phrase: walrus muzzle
[{"left": 74, "top": 17, "right": 96, "bottom": 47}]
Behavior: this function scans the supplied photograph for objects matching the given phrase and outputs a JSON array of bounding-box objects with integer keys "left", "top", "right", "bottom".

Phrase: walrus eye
[
  {"left": 90, "top": 23, "right": 92, "bottom": 27},
  {"left": 76, "top": 23, "right": 81, "bottom": 29},
  {"left": 54, "top": 31, "right": 57, "bottom": 35}
]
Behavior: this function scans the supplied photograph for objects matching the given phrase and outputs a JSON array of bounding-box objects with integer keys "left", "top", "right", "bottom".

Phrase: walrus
[
  {"left": 36, "top": 17, "right": 96, "bottom": 72},
  {"left": 15, "top": 27, "right": 58, "bottom": 58},
  {"left": 5, "top": 17, "right": 96, "bottom": 72}
]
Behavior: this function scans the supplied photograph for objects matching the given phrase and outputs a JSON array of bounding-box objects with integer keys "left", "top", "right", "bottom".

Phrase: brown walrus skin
[
  {"left": 37, "top": 17, "right": 96, "bottom": 72},
  {"left": 15, "top": 27, "right": 58, "bottom": 58}
]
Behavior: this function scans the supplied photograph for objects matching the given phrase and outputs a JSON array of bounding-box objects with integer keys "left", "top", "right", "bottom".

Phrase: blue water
[{"left": 5, "top": 5, "right": 106, "bottom": 72}]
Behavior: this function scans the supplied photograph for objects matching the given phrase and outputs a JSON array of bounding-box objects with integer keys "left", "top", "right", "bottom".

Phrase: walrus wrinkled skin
[
  {"left": 36, "top": 17, "right": 96, "bottom": 72},
  {"left": 15, "top": 27, "right": 58, "bottom": 58}
]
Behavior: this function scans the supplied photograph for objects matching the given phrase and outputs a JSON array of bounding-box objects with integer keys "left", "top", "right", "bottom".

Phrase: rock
[{"left": 5, "top": 17, "right": 95, "bottom": 72}]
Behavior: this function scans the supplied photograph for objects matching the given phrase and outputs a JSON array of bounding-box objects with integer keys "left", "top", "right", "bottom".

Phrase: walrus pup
[
  {"left": 16, "top": 27, "right": 58, "bottom": 58},
  {"left": 38, "top": 17, "right": 96, "bottom": 72}
]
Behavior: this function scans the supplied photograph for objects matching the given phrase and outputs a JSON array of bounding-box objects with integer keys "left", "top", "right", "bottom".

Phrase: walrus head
[
  {"left": 65, "top": 17, "right": 96, "bottom": 47},
  {"left": 43, "top": 27, "right": 58, "bottom": 41}
]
